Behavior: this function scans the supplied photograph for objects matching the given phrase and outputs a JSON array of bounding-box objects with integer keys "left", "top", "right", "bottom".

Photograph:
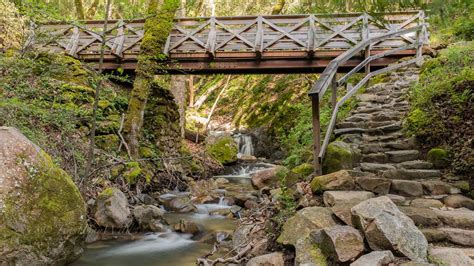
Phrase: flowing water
[
  {"left": 233, "top": 133, "right": 254, "bottom": 158},
  {"left": 73, "top": 161, "right": 273, "bottom": 266}
]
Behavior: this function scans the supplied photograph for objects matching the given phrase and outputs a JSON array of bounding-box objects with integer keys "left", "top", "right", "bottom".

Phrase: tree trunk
[
  {"left": 271, "top": 0, "right": 285, "bottom": 14},
  {"left": 74, "top": 0, "right": 86, "bottom": 20},
  {"left": 170, "top": 75, "right": 187, "bottom": 138},
  {"left": 124, "top": 0, "right": 179, "bottom": 158},
  {"left": 188, "top": 76, "right": 194, "bottom": 107},
  {"left": 86, "top": 0, "right": 100, "bottom": 19}
]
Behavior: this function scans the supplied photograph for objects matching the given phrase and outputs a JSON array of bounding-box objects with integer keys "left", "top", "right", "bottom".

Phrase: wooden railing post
[
  {"left": 362, "top": 13, "right": 370, "bottom": 74},
  {"left": 416, "top": 11, "right": 425, "bottom": 66},
  {"left": 311, "top": 93, "right": 322, "bottom": 175},
  {"left": 331, "top": 77, "right": 337, "bottom": 111}
]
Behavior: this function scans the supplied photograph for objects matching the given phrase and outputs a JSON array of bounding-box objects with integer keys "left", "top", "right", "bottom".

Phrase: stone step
[
  {"left": 334, "top": 128, "right": 366, "bottom": 137},
  {"left": 363, "top": 132, "right": 405, "bottom": 143},
  {"left": 360, "top": 162, "right": 396, "bottom": 173},
  {"left": 362, "top": 150, "right": 419, "bottom": 163},
  {"left": 396, "top": 160, "right": 433, "bottom": 169},
  {"left": 359, "top": 140, "right": 418, "bottom": 154},
  {"left": 367, "top": 123, "right": 403, "bottom": 135},
  {"left": 355, "top": 107, "right": 384, "bottom": 114},
  {"left": 422, "top": 227, "right": 474, "bottom": 247},
  {"left": 381, "top": 168, "right": 442, "bottom": 179}
]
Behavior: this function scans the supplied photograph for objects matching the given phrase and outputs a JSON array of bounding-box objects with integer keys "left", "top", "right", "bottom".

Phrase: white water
[{"left": 233, "top": 133, "right": 254, "bottom": 158}]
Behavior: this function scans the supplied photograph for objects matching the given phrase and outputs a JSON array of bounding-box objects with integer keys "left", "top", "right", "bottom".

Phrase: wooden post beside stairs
[{"left": 311, "top": 93, "right": 322, "bottom": 176}]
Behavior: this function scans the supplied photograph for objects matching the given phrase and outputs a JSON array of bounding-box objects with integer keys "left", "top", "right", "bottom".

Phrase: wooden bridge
[
  {"left": 38, "top": 11, "right": 427, "bottom": 74},
  {"left": 38, "top": 11, "right": 429, "bottom": 174}
]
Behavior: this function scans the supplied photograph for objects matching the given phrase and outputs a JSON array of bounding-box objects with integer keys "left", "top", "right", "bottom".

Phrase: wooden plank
[
  {"left": 206, "top": 17, "right": 217, "bottom": 57},
  {"left": 65, "top": 26, "right": 80, "bottom": 56}
]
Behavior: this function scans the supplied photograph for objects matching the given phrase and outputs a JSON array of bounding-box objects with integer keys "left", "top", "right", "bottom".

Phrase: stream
[{"left": 73, "top": 134, "right": 268, "bottom": 266}]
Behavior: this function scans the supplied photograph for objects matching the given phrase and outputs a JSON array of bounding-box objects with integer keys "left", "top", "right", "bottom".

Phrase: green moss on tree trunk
[{"left": 124, "top": 0, "right": 180, "bottom": 158}]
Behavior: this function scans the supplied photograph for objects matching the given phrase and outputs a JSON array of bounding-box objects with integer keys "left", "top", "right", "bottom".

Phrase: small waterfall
[{"left": 233, "top": 133, "right": 254, "bottom": 158}]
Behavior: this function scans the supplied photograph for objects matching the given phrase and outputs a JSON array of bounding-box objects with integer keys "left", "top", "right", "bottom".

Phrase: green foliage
[
  {"left": 0, "top": 0, "right": 27, "bottom": 52},
  {"left": 406, "top": 42, "right": 473, "bottom": 176},
  {"left": 0, "top": 52, "right": 130, "bottom": 179}
]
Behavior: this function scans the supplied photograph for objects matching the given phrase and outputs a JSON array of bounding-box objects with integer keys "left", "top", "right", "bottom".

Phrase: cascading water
[{"left": 233, "top": 133, "right": 254, "bottom": 158}]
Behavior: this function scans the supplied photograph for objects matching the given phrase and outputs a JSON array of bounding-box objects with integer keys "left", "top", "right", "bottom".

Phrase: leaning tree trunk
[
  {"left": 74, "top": 0, "right": 85, "bottom": 20},
  {"left": 123, "top": 0, "right": 180, "bottom": 158}
]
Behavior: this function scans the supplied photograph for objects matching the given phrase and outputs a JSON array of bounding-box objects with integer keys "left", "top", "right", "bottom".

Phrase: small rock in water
[
  {"left": 173, "top": 219, "right": 200, "bottom": 235},
  {"left": 162, "top": 196, "right": 197, "bottom": 213},
  {"left": 94, "top": 187, "right": 132, "bottom": 229},
  {"left": 133, "top": 205, "right": 165, "bottom": 232}
]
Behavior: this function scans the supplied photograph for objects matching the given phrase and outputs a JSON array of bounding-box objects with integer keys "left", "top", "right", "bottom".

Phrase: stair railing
[{"left": 309, "top": 11, "right": 428, "bottom": 175}]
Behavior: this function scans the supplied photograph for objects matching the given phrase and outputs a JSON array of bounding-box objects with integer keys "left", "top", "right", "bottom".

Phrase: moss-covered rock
[
  {"left": 310, "top": 170, "right": 356, "bottom": 194},
  {"left": 94, "top": 187, "right": 132, "bottom": 228},
  {"left": 0, "top": 127, "right": 87, "bottom": 264},
  {"left": 427, "top": 148, "right": 450, "bottom": 168},
  {"left": 291, "top": 163, "right": 314, "bottom": 177},
  {"left": 206, "top": 136, "right": 238, "bottom": 165},
  {"left": 322, "top": 141, "right": 359, "bottom": 174}
]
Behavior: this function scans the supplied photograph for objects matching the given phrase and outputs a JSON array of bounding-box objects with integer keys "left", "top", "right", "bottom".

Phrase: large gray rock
[
  {"left": 295, "top": 236, "right": 328, "bottom": 265},
  {"left": 277, "top": 207, "right": 336, "bottom": 246},
  {"left": 94, "top": 188, "right": 132, "bottom": 228},
  {"left": 351, "top": 196, "right": 428, "bottom": 262},
  {"left": 428, "top": 247, "right": 474, "bottom": 265},
  {"left": 246, "top": 252, "right": 284, "bottom": 266},
  {"left": 0, "top": 127, "right": 88, "bottom": 264},
  {"left": 350, "top": 250, "right": 395, "bottom": 266},
  {"left": 133, "top": 205, "right": 165, "bottom": 232},
  {"left": 320, "top": 225, "right": 365, "bottom": 263}
]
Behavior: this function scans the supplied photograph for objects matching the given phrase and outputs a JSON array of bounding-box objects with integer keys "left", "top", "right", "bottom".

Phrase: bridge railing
[{"left": 308, "top": 11, "right": 428, "bottom": 175}]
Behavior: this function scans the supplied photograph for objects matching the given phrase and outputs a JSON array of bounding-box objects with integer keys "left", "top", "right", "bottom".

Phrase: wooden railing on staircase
[{"left": 309, "top": 11, "right": 428, "bottom": 175}]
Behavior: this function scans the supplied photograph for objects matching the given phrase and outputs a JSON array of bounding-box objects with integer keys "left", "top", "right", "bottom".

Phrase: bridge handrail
[{"left": 309, "top": 11, "right": 428, "bottom": 172}]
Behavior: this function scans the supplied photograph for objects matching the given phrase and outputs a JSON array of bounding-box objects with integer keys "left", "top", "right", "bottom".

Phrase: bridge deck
[{"left": 38, "top": 11, "right": 425, "bottom": 74}]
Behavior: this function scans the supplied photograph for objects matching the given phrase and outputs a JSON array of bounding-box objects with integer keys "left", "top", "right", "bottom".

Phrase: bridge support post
[
  {"left": 311, "top": 93, "right": 322, "bottom": 176},
  {"left": 331, "top": 78, "right": 337, "bottom": 111}
]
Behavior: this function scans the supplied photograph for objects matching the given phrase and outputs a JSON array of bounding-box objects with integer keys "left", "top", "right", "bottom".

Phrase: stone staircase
[{"left": 329, "top": 66, "right": 474, "bottom": 260}]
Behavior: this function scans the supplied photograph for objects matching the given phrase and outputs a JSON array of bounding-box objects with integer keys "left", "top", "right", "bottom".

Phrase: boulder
[
  {"left": 322, "top": 141, "right": 360, "bottom": 174},
  {"left": 0, "top": 127, "right": 87, "bottom": 264},
  {"left": 391, "top": 180, "right": 423, "bottom": 197},
  {"left": 350, "top": 250, "right": 395, "bottom": 266},
  {"left": 428, "top": 247, "right": 473, "bottom": 265},
  {"left": 320, "top": 225, "right": 365, "bottom": 262},
  {"left": 162, "top": 196, "right": 197, "bottom": 213},
  {"left": 331, "top": 204, "right": 355, "bottom": 226},
  {"left": 323, "top": 191, "right": 374, "bottom": 207},
  {"left": 311, "top": 170, "right": 356, "bottom": 193},
  {"left": 355, "top": 176, "right": 391, "bottom": 194},
  {"left": 133, "top": 205, "right": 165, "bottom": 232},
  {"left": 351, "top": 196, "right": 428, "bottom": 262},
  {"left": 250, "top": 165, "right": 287, "bottom": 189},
  {"left": 246, "top": 252, "right": 284, "bottom": 266},
  {"left": 205, "top": 135, "right": 238, "bottom": 165},
  {"left": 410, "top": 198, "right": 443, "bottom": 208},
  {"left": 443, "top": 194, "right": 474, "bottom": 210},
  {"left": 94, "top": 187, "right": 132, "bottom": 228},
  {"left": 277, "top": 207, "right": 336, "bottom": 246}
]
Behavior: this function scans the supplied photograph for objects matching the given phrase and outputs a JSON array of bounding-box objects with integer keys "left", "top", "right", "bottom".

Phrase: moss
[
  {"left": 95, "top": 134, "right": 119, "bottom": 151},
  {"left": 427, "top": 148, "right": 450, "bottom": 168},
  {"left": 206, "top": 136, "right": 238, "bottom": 165},
  {"left": 99, "top": 187, "right": 116, "bottom": 199},
  {"left": 2, "top": 149, "right": 86, "bottom": 259},
  {"left": 123, "top": 161, "right": 142, "bottom": 184},
  {"left": 322, "top": 141, "right": 355, "bottom": 174},
  {"left": 98, "top": 99, "right": 112, "bottom": 110},
  {"left": 291, "top": 163, "right": 314, "bottom": 177},
  {"left": 110, "top": 164, "right": 124, "bottom": 179},
  {"left": 139, "top": 146, "right": 155, "bottom": 158},
  {"left": 454, "top": 180, "right": 470, "bottom": 192}
]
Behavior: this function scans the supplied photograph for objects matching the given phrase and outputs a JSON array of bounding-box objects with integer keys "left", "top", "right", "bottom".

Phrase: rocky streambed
[{"left": 74, "top": 161, "right": 274, "bottom": 265}]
